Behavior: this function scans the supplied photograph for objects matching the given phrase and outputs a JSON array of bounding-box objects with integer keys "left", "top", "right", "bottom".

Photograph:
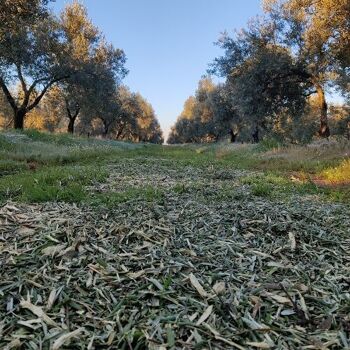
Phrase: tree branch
[
  {"left": 73, "top": 106, "right": 80, "bottom": 119},
  {"left": 64, "top": 97, "right": 73, "bottom": 119},
  {"left": 28, "top": 77, "right": 51, "bottom": 96},
  {"left": 0, "top": 77, "right": 18, "bottom": 112},
  {"left": 16, "top": 64, "right": 28, "bottom": 95},
  {"left": 16, "top": 65, "right": 34, "bottom": 110},
  {"left": 65, "top": 98, "right": 80, "bottom": 120},
  {"left": 27, "top": 75, "right": 69, "bottom": 111},
  {"left": 303, "top": 90, "right": 317, "bottom": 97}
]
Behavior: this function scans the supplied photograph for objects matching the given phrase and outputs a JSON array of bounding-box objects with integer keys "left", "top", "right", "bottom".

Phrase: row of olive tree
[
  {"left": 9, "top": 84, "right": 164, "bottom": 144},
  {"left": 79, "top": 86, "right": 163, "bottom": 143},
  {"left": 168, "top": 77, "right": 349, "bottom": 144},
  {"left": 0, "top": 0, "right": 163, "bottom": 143},
  {"left": 167, "top": 78, "right": 241, "bottom": 144},
  {"left": 168, "top": 0, "right": 349, "bottom": 144}
]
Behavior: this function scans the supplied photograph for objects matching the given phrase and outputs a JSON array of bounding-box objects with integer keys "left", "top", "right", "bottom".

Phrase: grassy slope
[{"left": 0, "top": 130, "right": 349, "bottom": 204}]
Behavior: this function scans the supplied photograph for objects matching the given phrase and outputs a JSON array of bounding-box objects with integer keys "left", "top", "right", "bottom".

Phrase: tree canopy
[
  {"left": 0, "top": 0, "right": 163, "bottom": 143},
  {"left": 169, "top": 0, "right": 349, "bottom": 144}
]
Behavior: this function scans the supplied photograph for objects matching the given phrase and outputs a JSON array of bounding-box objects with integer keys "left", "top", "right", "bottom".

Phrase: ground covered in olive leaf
[{"left": 1, "top": 153, "right": 349, "bottom": 349}]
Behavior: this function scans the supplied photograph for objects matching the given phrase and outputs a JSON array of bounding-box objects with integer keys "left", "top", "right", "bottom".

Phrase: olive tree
[
  {"left": 211, "top": 0, "right": 350, "bottom": 139},
  {"left": 58, "top": 2, "right": 127, "bottom": 134},
  {"left": 0, "top": 1, "right": 72, "bottom": 129}
]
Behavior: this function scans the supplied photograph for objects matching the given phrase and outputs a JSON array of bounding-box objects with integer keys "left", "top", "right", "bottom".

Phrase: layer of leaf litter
[{"left": 1, "top": 156, "right": 349, "bottom": 349}]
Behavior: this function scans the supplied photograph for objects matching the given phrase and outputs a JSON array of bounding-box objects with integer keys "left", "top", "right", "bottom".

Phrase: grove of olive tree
[
  {"left": 169, "top": 0, "right": 349, "bottom": 144},
  {"left": 0, "top": 0, "right": 163, "bottom": 143}
]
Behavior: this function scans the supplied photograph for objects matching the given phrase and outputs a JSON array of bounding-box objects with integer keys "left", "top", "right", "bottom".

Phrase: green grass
[
  {"left": 0, "top": 159, "right": 27, "bottom": 176},
  {"left": 251, "top": 182, "right": 274, "bottom": 197},
  {"left": 90, "top": 186, "right": 164, "bottom": 208},
  {"left": 0, "top": 130, "right": 349, "bottom": 204},
  {"left": 0, "top": 166, "right": 108, "bottom": 203},
  {"left": 216, "top": 147, "right": 258, "bottom": 168},
  {"left": 0, "top": 134, "right": 12, "bottom": 150},
  {"left": 0, "top": 129, "right": 137, "bottom": 168},
  {"left": 21, "top": 129, "right": 80, "bottom": 145},
  {"left": 321, "top": 159, "right": 350, "bottom": 182},
  {"left": 241, "top": 172, "right": 319, "bottom": 198},
  {"left": 240, "top": 171, "right": 350, "bottom": 201}
]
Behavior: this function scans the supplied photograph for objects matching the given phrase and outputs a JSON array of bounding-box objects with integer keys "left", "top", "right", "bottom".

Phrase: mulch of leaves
[
  {"left": 87, "top": 158, "right": 252, "bottom": 196},
  {"left": 1, "top": 166, "right": 350, "bottom": 349}
]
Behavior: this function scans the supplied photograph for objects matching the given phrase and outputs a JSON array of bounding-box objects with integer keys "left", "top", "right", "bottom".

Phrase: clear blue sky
[{"left": 52, "top": 0, "right": 262, "bottom": 137}]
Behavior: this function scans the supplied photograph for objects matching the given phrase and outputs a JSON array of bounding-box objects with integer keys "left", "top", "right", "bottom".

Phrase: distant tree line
[
  {"left": 168, "top": 0, "right": 349, "bottom": 144},
  {"left": 0, "top": 0, "right": 163, "bottom": 143}
]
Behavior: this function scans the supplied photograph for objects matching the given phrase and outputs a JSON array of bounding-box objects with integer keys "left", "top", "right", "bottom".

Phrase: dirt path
[{"left": 1, "top": 158, "right": 349, "bottom": 349}]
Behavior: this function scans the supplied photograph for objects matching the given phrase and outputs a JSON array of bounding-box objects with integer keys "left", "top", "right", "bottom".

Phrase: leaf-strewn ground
[{"left": 0, "top": 131, "right": 349, "bottom": 349}]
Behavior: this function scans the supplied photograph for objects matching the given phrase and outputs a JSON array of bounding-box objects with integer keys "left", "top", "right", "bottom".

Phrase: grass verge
[
  {"left": 0, "top": 166, "right": 108, "bottom": 204},
  {"left": 0, "top": 130, "right": 349, "bottom": 204}
]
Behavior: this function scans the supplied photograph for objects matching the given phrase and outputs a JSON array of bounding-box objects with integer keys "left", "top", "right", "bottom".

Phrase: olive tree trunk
[
  {"left": 315, "top": 84, "right": 330, "bottom": 138},
  {"left": 13, "top": 109, "right": 26, "bottom": 129}
]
